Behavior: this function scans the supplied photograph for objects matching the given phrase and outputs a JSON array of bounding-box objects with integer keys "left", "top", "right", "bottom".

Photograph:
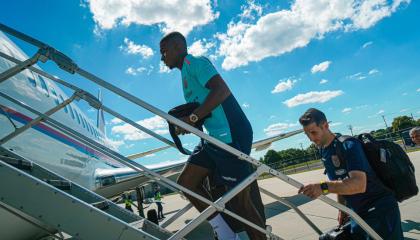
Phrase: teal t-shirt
[{"left": 181, "top": 54, "right": 232, "bottom": 143}]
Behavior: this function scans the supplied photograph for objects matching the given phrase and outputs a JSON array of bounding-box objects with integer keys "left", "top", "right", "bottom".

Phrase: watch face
[{"left": 190, "top": 114, "right": 198, "bottom": 123}]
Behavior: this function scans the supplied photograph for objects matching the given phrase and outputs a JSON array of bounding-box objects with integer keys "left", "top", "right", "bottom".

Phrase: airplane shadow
[{"left": 264, "top": 194, "right": 313, "bottom": 219}]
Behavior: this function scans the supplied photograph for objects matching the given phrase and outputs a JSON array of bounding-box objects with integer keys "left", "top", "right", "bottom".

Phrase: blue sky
[{"left": 1, "top": 0, "right": 419, "bottom": 165}]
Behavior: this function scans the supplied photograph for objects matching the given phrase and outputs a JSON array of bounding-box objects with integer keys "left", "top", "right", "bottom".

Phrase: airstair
[
  {"left": 0, "top": 23, "right": 383, "bottom": 240},
  {"left": 0, "top": 147, "right": 172, "bottom": 240}
]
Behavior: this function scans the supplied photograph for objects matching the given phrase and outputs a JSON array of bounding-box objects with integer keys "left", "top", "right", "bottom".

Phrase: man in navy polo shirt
[
  {"left": 160, "top": 32, "right": 266, "bottom": 240},
  {"left": 298, "top": 108, "right": 403, "bottom": 239}
]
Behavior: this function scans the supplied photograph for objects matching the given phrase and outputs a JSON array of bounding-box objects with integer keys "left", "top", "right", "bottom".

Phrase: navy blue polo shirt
[{"left": 320, "top": 137, "right": 392, "bottom": 214}]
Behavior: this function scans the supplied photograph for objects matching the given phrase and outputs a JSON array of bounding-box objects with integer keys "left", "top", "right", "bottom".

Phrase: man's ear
[{"left": 321, "top": 121, "right": 329, "bottom": 130}]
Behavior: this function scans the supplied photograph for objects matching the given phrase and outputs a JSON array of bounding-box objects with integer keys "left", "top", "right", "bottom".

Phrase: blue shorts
[
  {"left": 351, "top": 196, "right": 403, "bottom": 240},
  {"left": 187, "top": 129, "right": 253, "bottom": 188}
]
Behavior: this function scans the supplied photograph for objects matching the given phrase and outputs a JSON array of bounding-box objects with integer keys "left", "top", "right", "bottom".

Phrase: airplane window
[
  {"left": 59, "top": 95, "right": 68, "bottom": 113},
  {"left": 38, "top": 76, "right": 50, "bottom": 97},
  {"left": 68, "top": 105, "right": 75, "bottom": 120}
]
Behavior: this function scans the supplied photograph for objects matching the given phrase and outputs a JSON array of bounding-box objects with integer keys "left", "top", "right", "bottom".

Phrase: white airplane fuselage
[{"left": 0, "top": 31, "right": 139, "bottom": 191}]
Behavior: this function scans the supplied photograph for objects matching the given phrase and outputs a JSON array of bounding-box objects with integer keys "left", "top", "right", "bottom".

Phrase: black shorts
[{"left": 187, "top": 131, "right": 253, "bottom": 188}]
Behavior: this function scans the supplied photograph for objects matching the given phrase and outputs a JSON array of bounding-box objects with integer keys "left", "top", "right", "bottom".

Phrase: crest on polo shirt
[{"left": 331, "top": 155, "right": 341, "bottom": 167}]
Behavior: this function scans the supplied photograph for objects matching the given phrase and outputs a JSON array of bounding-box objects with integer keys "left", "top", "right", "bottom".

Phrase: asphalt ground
[{"left": 141, "top": 151, "right": 420, "bottom": 239}]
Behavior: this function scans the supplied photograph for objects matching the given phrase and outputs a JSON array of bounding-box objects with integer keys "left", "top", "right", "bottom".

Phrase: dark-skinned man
[
  {"left": 298, "top": 108, "right": 403, "bottom": 239},
  {"left": 160, "top": 32, "right": 266, "bottom": 240}
]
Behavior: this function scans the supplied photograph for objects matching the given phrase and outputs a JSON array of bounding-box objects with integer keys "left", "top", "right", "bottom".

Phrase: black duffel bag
[
  {"left": 319, "top": 221, "right": 352, "bottom": 240},
  {"left": 168, "top": 102, "right": 210, "bottom": 155}
]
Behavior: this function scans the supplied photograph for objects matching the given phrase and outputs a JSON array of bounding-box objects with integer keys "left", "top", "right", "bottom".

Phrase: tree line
[{"left": 260, "top": 115, "right": 420, "bottom": 167}]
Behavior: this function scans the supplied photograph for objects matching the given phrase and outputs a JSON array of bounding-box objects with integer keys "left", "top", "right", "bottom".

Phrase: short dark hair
[
  {"left": 299, "top": 108, "right": 327, "bottom": 126},
  {"left": 410, "top": 126, "right": 420, "bottom": 136},
  {"left": 160, "top": 31, "right": 187, "bottom": 47}
]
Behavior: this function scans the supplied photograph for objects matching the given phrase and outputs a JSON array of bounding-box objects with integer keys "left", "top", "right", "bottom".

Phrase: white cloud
[
  {"left": 416, "top": 88, "right": 420, "bottom": 92},
  {"left": 88, "top": 0, "right": 218, "bottom": 36},
  {"left": 330, "top": 122, "right": 343, "bottom": 127},
  {"left": 283, "top": 90, "right": 344, "bottom": 108},
  {"left": 400, "top": 108, "right": 408, "bottom": 112},
  {"left": 311, "top": 61, "right": 332, "bottom": 74},
  {"left": 402, "top": 92, "right": 408, "bottom": 96},
  {"left": 159, "top": 62, "right": 171, "bottom": 73},
  {"left": 120, "top": 38, "right": 153, "bottom": 59},
  {"left": 271, "top": 78, "right": 297, "bottom": 94},
  {"left": 342, "top": 107, "right": 352, "bottom": 113},
  {"left": 240, "top": 0, "right": 263, "bottom": 20},
  {"left": 125, "top": 66, "right": 146, "bottom": 76},
  {"left": 188, "top": 39, "right": 215, "bottom": 56},
  {"left": 368, "top": 68, "right": 379, "bottom": 75},
  {"left": 356, "top": 104, "right": 369, "bottom": 109},
  {"left": 104, "top": 138, "right": 125, "bottom": 150},
  {"left": 126, "top": 65, "right": 154, "bottom": 76},
  {"left": 216, "top": 0, "right": 409, "bottom": 70},
  {"left": 111, "top": 115, "right": 168, "bottom": 141},
  {"left": 362, "top": 41, "right": 373, "bottom": 48},
  {"left": 348, "top": 72, "right": 367, "bottom": 80},
  {"left": 377, "top": 109, "right": 385, "bottom": 114},
  {"left": 320, "top": 79, "right": 328, "bottom": 84},
  {"left": 242, "top": 102, "right": 250, "bottom": 108},
  {"left": 110, "top": 117, "right": 123, "bottom": 124},
  {"left": 264, "top": 122, "right": 299, "bottom": 136}
]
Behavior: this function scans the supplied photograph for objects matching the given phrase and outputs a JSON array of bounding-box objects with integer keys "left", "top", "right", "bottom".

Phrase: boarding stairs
[
  {"left": 0, "top": 23, "right": 383, "bottom": 240},
  {"left": 0, "top": 146, "right": 172, "bottom": 240}
]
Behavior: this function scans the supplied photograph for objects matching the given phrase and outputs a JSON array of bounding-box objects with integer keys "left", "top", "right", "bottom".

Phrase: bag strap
[
  {"left": 168, "top": 122, "right": 205, "bottom": 155},
  {"left": 334, "top": 135, "right": 355, "bottom": 171}
]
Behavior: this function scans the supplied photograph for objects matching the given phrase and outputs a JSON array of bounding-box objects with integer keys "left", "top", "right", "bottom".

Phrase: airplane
[{"left": 0, "top": 30, "right": 303, "bottom": 199}]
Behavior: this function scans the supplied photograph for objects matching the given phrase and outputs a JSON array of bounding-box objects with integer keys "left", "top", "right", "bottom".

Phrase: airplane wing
[
  {"left": 125, "top": 145, "right": 171, "bottom": 160},
  {"left": 251, "top": 129, "right": 304, "bottom": 151},
  {"left": 97, "top": 129, "right": 303, "bottom": 198},
  {"left": 126, "top": 129, "right": 304, "bottom": 160},
  {"left": 94, "top": 159, "right": 186, "bottom": 199}
]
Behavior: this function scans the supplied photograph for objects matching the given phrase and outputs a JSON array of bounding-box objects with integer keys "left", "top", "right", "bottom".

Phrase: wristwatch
[
  {"left": 320, "top": 181, "right": 329, "bottom": 194},
  {"left": 189, "top": 113, "right": 199, "bottom": 124}
]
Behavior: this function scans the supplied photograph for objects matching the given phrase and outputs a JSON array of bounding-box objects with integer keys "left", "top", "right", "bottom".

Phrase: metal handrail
[
  {"left": 0, "top": 23, "right": 382, "bottom": 240},
  {"left": 0, "top": 91, "right": 277, "bottom": 238}
]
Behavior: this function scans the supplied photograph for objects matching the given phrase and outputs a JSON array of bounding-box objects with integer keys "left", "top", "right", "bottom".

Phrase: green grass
[
  {"left": 406, "top": 148, "right": 420, "bottom": 154},
  {"left": 258, "top": 159, "right": 322, "bottom": 180}
]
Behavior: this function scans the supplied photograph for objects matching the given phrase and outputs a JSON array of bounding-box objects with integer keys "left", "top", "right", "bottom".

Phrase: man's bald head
[{"left": 160, "top": 32, "right": 187, "bottom": 51}]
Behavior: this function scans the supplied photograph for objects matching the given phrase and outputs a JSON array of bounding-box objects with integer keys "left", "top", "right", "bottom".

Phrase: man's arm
[
  {"left": 178, "top": 74, "right": 231, "bottom": 132},
  {"left": 193, "top": 74, "right": 231, "bottom": 119},
  {"left": 327, "top": 170, "right": 367, "bottom": 195},
  {"left": 298, "top": 170, "right": 367, "bottom": 198}
]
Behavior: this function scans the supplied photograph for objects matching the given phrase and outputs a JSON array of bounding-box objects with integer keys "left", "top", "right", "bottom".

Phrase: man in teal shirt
[{"left": 160, "top": 32, "right": 265, "bottom": 240}]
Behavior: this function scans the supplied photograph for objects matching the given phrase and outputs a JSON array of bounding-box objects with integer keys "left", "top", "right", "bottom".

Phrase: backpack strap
[
  {"left": 167, "top": 102, "right": 210, "bottom": 155},
  {"left": 168, "top": 122, "right": 204, "bottom": 155},
  {"left": 334, "top": 135, "right": 356, "bottom": 172}
]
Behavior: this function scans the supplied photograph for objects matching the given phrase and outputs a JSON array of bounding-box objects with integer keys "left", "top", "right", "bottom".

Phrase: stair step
[
  {"left": 44, "top": 179, "right": 72, "bottom": 191},
  {"left": 92, "top": 200, "right": 110, "bottom": 211},
  {"left": 0, "top": 155, "right": 33, "bottom": 171}
]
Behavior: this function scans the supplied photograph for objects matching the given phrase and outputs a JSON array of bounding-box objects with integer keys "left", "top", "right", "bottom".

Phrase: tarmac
[{"left": 147, "top": 151, "right": 420, "bottom": 239}]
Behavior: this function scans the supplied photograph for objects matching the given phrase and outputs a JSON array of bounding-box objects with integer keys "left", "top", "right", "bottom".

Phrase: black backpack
[
  {"left": 336, "top": 133, "right": 418, "bottom": 202},
  {"left": 167, "top": 102, "right": 210, "bottom": 155}
]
